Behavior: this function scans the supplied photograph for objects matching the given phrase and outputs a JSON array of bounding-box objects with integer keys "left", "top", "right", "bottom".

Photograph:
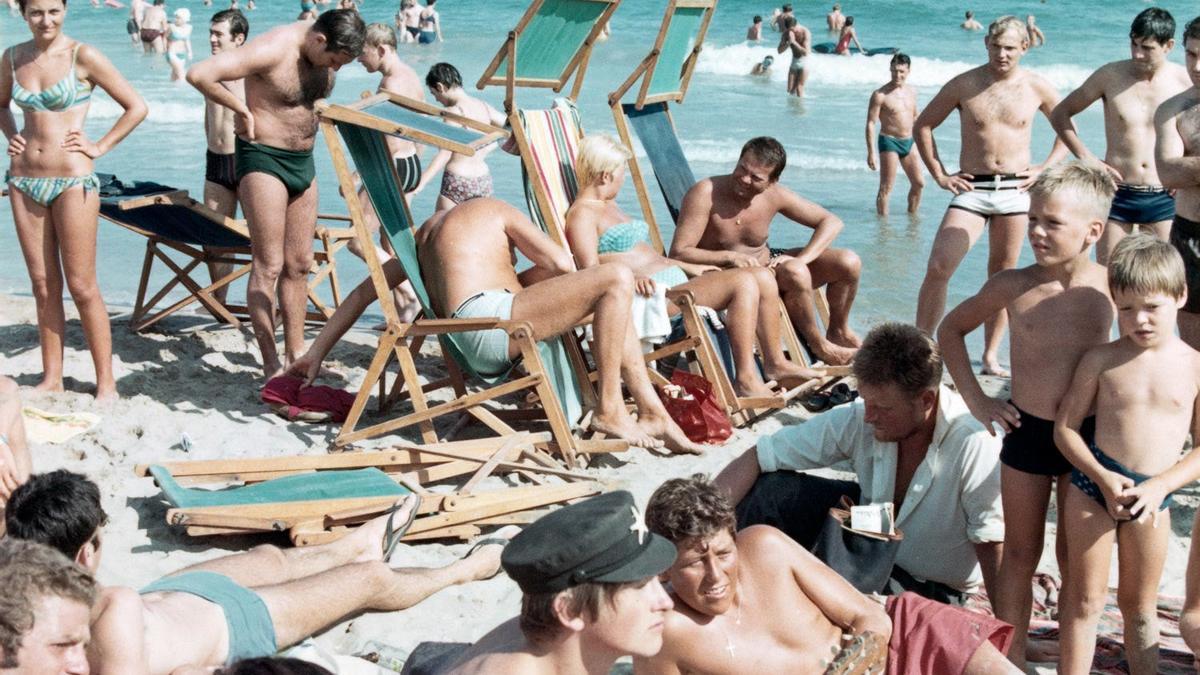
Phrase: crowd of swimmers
[{"left": 12, "top": 0, "right": 1200, "bottom": 672}]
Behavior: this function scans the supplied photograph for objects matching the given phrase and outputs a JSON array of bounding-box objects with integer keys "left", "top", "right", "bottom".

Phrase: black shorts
[
  {"left": 1170, "top": 213, "right": 1200, "bottom": 313},
  {"left": 999, "top": 403, "right": 1094, "bottom": 476},
  {"left": 394, "top": 154, "right": 421, "bottom": 193},
  {"left": 205, "top": 150, "right": 238, "bottom": 192}
]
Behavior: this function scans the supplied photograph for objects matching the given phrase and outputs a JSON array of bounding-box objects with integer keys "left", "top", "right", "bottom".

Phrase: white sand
[{"left": 0, "top": 290, "right": 1195, "bottom": 672}]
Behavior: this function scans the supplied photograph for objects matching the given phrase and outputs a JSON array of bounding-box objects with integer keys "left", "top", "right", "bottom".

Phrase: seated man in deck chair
[
  {"left": 4, "top": 470, "right": 515, "bottom": 674},
  {"left": 288, "top": 198, "right": 706, "bottom": 454},
  {"left": 671, "top": 136, "right": 863, "bottom": 365}
]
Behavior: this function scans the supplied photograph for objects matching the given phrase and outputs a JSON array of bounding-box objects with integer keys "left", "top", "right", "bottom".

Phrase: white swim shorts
[{"left": 947, "top": 174, "right": 1030, "bottom": 217}]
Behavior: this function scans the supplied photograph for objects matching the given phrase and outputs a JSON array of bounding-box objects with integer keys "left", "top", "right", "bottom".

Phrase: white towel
[{"left": 583, "top": 286, "right": 673, "bottom": 351}]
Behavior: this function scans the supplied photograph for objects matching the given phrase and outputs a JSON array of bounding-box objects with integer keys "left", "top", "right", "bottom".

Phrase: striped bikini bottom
[{"left": 5, "top": 172, "right": 100, "bottom": 207}]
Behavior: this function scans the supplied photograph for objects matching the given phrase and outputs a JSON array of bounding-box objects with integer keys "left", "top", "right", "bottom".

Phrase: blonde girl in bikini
[{"left": 0, "top": 0, "right": 147, "bottom": 401}]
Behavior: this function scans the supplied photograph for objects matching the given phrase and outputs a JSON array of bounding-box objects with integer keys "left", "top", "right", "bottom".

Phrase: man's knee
[
  {"left": 748, "top": 266, "right": 780, "bottom": 296},
  {"left": 829, "top": 248, "right": 862, "bottom": 279},
  {"left": 776, "top": 259, "right": 813, "bottom": 291},
  {"left": 1064, "top": 585, "right": 1107, "bottom": 619},
  {"left": 283, "top": 253, "right": 315, "bottom": 280},
  {"left": 924, "top": 250, "right": 958, "bottom": 283},
  {"left": 596, "top": 263, "right": 635, "bottom": 296}
]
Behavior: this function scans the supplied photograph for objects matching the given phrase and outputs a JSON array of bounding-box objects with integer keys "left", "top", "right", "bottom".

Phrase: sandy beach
[{"left": 2, "top": 288, "right": 1196, "bottom": 673}]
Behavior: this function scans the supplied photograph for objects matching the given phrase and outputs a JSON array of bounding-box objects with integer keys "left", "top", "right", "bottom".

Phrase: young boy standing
[
  {"left": 938, "top": 160, "right": 1117, "bottom": 668},
  {"left": 1054, "top": 234, "right": 1200, "bottom": 675}
]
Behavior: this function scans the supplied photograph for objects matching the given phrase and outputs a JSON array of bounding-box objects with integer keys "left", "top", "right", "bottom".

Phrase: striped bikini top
[
  {"left": 597, "top": 219, "right": 651, "bottom": 254},
  {"left": 10, "top": 44, "right": 93, "bottom": 113}
]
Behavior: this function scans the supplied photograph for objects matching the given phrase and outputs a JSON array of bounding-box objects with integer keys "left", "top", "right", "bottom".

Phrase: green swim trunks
[
  {"left": 877, "top": 133, "right": 914, "bottom": 159},
  {"left": 235, "top": 136, "right": 316, "bottom": 199},
  {"left": 139, "top": 571, "right": 277, "bottom": 664}
]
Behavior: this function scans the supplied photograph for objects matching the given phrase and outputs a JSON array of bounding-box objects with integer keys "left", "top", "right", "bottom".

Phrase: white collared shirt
[{"left": 756, "top": 385, "right": 1003, "bottom": 592}]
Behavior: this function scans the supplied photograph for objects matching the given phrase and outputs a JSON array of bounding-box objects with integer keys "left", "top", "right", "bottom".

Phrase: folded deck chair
[
  {"left": 136, "top": 432, "right": 605, "bottom": 546},
  {"left": 316, "top": 93, "right": 625, "bottom": 465},
  {"left": 97, "top": 174, "right": 352, "bottom": 332}
]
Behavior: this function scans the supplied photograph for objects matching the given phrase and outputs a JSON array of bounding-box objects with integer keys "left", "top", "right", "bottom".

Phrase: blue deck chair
[
  {"left": 96, "top": 174, "right": 352, "bottom": 332},
  {"left": 317, "top": 92, "right": 624, "bottom": 465}
]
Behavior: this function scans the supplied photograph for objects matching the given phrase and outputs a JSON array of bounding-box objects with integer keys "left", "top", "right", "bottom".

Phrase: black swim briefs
[
  {"left": 1000, "top": 403, "right": 1094, "bottom": 476},
  {"left": 205, "top": 150, "right": 238, "bottom": 192},
  {"left": 395, "top": 154, "right": 421, "bottom": 193},
  {"left": 1170, "top": 213, "right": 1200, "bottom": 313},
  {"left": 234, "top": 136, "right": 316, "bottom": 199}
]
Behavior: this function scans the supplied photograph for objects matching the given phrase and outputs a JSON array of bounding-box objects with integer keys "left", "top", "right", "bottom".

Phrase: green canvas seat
[{"left": 148, "top": 465, "right": 408, "bottom": 509}]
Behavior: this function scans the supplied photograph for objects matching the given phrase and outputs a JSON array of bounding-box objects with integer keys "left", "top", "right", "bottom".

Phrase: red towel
[{"left": 261, "top": 376, "right": 356, "bottom": 423}]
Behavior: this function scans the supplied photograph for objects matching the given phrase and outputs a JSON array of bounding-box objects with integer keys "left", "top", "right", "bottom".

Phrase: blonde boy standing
[
  {"left": 938, "top": 160, "right": 1116, "bottom": 668},
  {"left": 1054, "top": 235, "right": 1200, "bottom": 675}
]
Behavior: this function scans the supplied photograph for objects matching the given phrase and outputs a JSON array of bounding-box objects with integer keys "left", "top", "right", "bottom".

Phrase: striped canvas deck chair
[
  {"left": 96, "top": 174, "right": 352, "bottom": 332},
  {"left": 317, "top": 92, "right": 624, "bottom": 465},
  {"left": 135, "top": 431, "right": 604, "bottom": 546}
]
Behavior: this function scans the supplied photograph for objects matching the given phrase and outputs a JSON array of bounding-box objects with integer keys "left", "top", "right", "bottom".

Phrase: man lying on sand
[
  {"left": 288, "top": 198, "right": 705, "bottom": 454},
  {"left": 636, "top": 475, "right": 1021, "bottom": 675},
  {"left": 5, "top": 470, "right": 514, "bottom": 674},
  {"left": 439, "top": 490, "right": 677, "bottom": 674}
]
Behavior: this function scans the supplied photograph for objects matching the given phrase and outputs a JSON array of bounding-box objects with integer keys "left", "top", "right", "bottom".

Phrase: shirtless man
[
  {"left": 1051, "top": 9, "right": 1188, "bottom": 264},
  {"left": 746, "top": 15, "right": 762, "bottom": 42},
  {"left": 636, "top": 476, "right": 1020, "bottom": 675},
  {"left": 671, "top": 137, "right": 862, "bottom": 365},
  {"left": 1155, "top": 16, "right": 1200, "bottom": 349},
  {"left": 5, "top": 470, "right": 513, "bottom": 674},
  {"left": 139, "top": 0, "right": 167, "bottom": 53},
  {"left": 127, "top": 0, "right": 146, "bottom": 48},
  {"left": 412, "top": 62, "right": 507, "bottom": 212},
  {"left": 776, "top": 16, "right": 810, "bottom": 98},
  {"left": 1025, "top": 15, "right": 1045, "bottom": 48},
  {"left": 353, "top": 22, "right": 422, "bottom": 321},
  {"left": 770, "top": 4, "right": 792, "bottom": 33},
  {"left": 914, "top": 15, "right": 1067, "bottom": 377},
  {"left": 962, "top": 11, "right": 983, "bottom": 31},
  {"left": 201, "top": 8, "right": 248, "bottom": 304},
  {"left": 827, "top": 3, "right": 845, "bottom": 33},
  {"left": 289, "top": 198, "right": 705, "bottom": 454},
  {"left": 399, "top": 0, "right": 422, "bottom": 43},
  {"left": 441, "top": 491, "right": 677, "bottom": 675},
  {"left": 866, "top": 52, "right": 924, "bottom": 215},
  {"left": 0, "top": 538, "right": 94, "bottom": 675},
  {"left": 187, "top": 9, "right": 366, "bottom": 378}
]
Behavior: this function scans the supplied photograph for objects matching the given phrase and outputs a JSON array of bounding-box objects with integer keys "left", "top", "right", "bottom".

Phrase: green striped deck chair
[
  {"left": 608, "top": 0, "right": 716, "bottom": 111},
  {"left": 477, "top": 0, "right": 622, "bottom": 113},
  {"left": 317, "top": 93, "right": 612, "bottom": 465}
]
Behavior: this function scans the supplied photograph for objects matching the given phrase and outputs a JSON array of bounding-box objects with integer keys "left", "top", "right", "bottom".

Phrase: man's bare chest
[
  {"left": 251, "top": 62, "right": 333, "bottom": 109},
  {"left": 961, "top": 83, "right": 1038, "bottom": 128}
]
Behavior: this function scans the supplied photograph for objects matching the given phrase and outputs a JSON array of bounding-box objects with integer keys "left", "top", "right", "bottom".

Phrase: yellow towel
[{"left": 21, "top": 407, "right": 101, "bottom": 444}]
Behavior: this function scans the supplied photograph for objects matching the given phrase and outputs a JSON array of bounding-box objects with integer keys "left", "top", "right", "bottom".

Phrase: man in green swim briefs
[
  {"left": 187, "top": 9, "right": 366, "bottom": 380},
  {"left": 5, "top": 471, "right": 514, "bottom": 674},
  {"left": 866, "top": 53, "right": 924, "bottom": 216}
]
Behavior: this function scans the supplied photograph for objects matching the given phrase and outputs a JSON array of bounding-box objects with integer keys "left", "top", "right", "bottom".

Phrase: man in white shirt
[{"left": 715, "top": 322, "right": 1004, "bottom": 605}]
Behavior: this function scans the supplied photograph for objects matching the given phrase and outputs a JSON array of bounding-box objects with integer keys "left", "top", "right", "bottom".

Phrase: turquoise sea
[{"left": 0, "top": 0, "right": 1193, "bottom": 359}]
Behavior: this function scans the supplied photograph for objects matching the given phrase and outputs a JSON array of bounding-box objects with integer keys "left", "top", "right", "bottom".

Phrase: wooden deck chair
[
  {"left": 135, "top": 432, "right": 606, "bottom": 546},
  {"left": 316, "top": 92, "right": 625, "bottom": 466},
  {"left": 97, "top": 175, "right": 352, "bottom": 332}
]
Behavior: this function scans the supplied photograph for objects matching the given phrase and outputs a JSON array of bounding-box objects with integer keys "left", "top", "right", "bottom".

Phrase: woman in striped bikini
[{"left": 0, "top": 0, "right": 147, "bottom": 401}]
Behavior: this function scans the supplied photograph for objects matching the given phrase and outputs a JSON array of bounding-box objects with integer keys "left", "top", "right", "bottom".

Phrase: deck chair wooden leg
[{"left": 510, "top": 325, "right": 580, "bottom": 467}]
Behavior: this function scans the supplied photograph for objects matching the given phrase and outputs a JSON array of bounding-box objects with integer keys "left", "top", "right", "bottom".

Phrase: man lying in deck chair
[
  {"left": 289, "top": 197, "right": 706, "bottom": 454},
  {"left": 4, "top": 470, "right": 515, "bottom": 674}
]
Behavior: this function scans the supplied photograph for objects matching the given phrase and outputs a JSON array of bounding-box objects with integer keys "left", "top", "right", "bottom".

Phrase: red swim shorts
[{"left": 885, "top": 592, "right": 1014, "bottom": 675}]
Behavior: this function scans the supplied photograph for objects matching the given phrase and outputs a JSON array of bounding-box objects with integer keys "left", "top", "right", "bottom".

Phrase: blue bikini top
[
  {"left": 9, "top": 44, "right": 93, "bottom": 113},
  {"left": 596, "top": 219, "right": 651, "bottom": 254},
  {"left": 168, "top": 25, "right": 189, "bottom": 41}
]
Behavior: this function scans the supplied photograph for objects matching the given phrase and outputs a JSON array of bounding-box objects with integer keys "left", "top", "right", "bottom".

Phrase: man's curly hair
[{"left": 645, "top": 474, "right": 736, "bottom": 545}]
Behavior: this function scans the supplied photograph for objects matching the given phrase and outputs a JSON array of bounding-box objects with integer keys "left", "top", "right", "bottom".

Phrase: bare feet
[
  {"left": 33, "top": 377, "right": 64, "bottom": 393},
  {"left": 813, "top": 340, "right": 857, "bottom": 366},
  {"left": 827, "top": 327, "right": 862, "bottom": 349},
  {"left": 980, "top": 359, "right": 1010, "bottom": 378},
  {"left": 94, "top": 380, "right": 119, "bottom": 404},
  {"left": 349, "top": 495, "right": 419, "bottom": 563},
  {"left": 734, "top": 377, "right": 778, "bottom": 399},
  {"left": 637, "top": 413, "right": 706, "bottom": 455},
  {"left": 764, "top": 362, "right": 822, "bottom": 390},
  {"left": 591, "top": 412, "right": 664, "bottom": 450}
]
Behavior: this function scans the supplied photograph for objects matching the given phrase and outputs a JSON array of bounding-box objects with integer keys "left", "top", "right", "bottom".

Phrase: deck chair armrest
[
  {"left": 314, "top": 226, "right": 357, "bottom": 240},
  {"left": 665, "top": 288, "right": 697, "bottom": 308},
  {"left": 316, "top": 213, "right": 353, "bottom": 223}
]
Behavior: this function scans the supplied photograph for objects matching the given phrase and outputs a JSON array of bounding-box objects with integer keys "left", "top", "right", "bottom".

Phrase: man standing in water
[
  {"left": 913, "top": 15, "right": 1066, "bottom": 376},
  {"left": 127, "top": 0, "right": 146, "bottom": 49},
  {"left": 866, "top": 53, "right": 924, "bottom": 216},
  {"left": 1157, "top": 16, "right": 1200, "bottom": 349},
  {"left": 187, "top": 9, "right": 366, "bottom": 378},
  {"left": 201, "top": 8, "right": 248, "bottom": 304},
  {"left": 1052, "top": 8, "right": 1189, "bottom": 264}
]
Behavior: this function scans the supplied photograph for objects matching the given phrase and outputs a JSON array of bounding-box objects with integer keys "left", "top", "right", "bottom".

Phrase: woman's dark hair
[
  {"left": 426, "top": 62, "right": 462, "bottom": 89},
  {"left": 313, "top": 8, "right": 366, "bottom": 56}
]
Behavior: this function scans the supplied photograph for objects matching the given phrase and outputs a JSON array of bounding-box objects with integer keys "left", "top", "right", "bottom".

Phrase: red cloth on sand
[
  {"left": 261, "top": 376, "right": 356, "bottom": 423},
  {"left": 885, "top": 592, "right": 1014, "bottom": 675}
]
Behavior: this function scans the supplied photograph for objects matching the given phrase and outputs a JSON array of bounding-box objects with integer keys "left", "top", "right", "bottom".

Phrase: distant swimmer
[
  {"left": 139, "top": 0, "right": 167, "bottom": 54},
  {"left": 298, "top": 0, "right": 317, "bottom": 20},
  {"left": 126, "top": 0, "right": 144, "bottom": 48},
  {"left": 771, "top": 3, "right": 793, "bottom": 33},
  {"left": 418, "top": 0, "right": 442, "bottom": 44},
  {"left": 776, "top": 16, "right": 810, "bottom": 97},
  {"left": 834, "top": 16, "right": 864, "bottom": 55},
  {"left": 1154, "top": 16, "right": 1200, "bottom": 349},
  {"left": 1026, "top": 15, "right": 1045, "bottom": 47},
  {"left": 751, "top": 54, "right": 774, "bottom": 76},
  {"left": 398, "top": 0, "right": 421, "bottom": 43},
  {"left": 1051, "top": 8, "right": 1189, "bottom": 264},
  {"left": 866, "top": 53, "right": 924, "bottom": 215},
  {"left": 962, "top": 11, "right": 983, "bottom": 31},
  {"left": 164, "top": 8, "right": 193, "bottom": 82},
  {"left": 913, "top": 15, "right": 1067, "bottom": 376},
  {"left": 201, "top": 8, "right": 248, "bottom": 303},
  {"left": 747, "top": 15, "right": 763, "bottom": 42},
  {"left": 827, "top": 3, "right": 845, "bottom": 33}
]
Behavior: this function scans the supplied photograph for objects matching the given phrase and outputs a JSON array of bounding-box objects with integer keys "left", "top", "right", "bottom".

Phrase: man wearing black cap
[{"left": 443, "top": 491, "right": 677, "bottom": 674}]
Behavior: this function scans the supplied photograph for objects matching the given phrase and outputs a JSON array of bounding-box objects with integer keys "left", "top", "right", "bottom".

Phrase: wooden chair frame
[
  {"left": 607, "top": 0, "right": 717, "bottom": 111},
  {"left": 100, "top": 189, "right": 352, "bottom": 332}
]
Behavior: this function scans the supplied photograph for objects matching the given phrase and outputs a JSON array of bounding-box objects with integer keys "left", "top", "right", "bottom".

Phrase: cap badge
[{"left": 630, "top": 505, "right": 648, "bottom": 545}]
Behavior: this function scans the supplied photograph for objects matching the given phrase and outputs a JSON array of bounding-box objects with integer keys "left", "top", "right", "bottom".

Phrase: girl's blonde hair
[{"left": 575, "top": 135, "right": 632, "bottom": 189}]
